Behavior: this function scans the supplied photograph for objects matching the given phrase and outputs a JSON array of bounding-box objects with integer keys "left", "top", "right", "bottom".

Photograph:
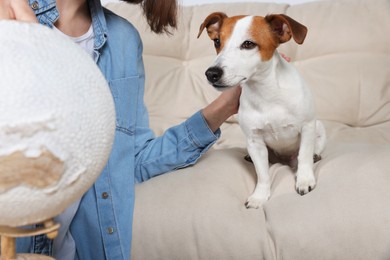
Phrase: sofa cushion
[
  {"left": 132, "top": 149, "right": 273, "bottom": 259},
  {"left": 264, "top": 143, "right": 390, "bottom": 260},
  {"left": 131, "top": 143, "right": 390, "bottom": 259},
  {"left": 107, "top": 0, "right": 390, "bottom": 148}
]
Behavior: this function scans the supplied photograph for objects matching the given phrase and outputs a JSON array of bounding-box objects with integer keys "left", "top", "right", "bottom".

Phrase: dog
[{"left": 198, "top": 13, "right": 326, "bottom": 209}]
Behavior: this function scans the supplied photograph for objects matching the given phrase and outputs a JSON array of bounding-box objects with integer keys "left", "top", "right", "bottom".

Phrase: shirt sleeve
[{"left": 134, "top": 109, "right": 220, "bottom": 183}]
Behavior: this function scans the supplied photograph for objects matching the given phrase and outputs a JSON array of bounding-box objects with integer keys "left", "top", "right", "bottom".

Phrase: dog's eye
[
  {"left": 213, "top": 38, "right": 221, "bottom": 48},
  {"left": 241, "top": 40, "right": 257, "bottom": 50}
]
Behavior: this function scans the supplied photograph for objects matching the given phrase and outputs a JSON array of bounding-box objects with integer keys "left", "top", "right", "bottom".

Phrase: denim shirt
[{"left": 16, "top": 0, "right": 220, "bottom": 259}]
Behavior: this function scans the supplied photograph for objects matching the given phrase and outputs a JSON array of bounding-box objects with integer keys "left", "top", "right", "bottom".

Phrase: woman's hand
[
  {"left": 280, "top": 53, "right": 291, "bottom": 62},
  {"left": 202, "top": 86, "right": 241, "bottom": 133},
  {"left": 0, "top": 0, "right": 37, "bottom": 22}
]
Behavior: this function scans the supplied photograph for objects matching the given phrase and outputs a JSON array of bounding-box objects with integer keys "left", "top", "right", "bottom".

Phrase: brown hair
[{"left": 122, "top": 0, "right": 178, "bottom": 34}]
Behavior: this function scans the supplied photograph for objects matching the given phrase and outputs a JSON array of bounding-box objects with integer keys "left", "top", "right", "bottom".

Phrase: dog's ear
[
  {"left": 197, "top": 12, "right": 228, "bottom": 39},
  {"left": 265, "top": 14, "right": 307, "bottom": 44}
]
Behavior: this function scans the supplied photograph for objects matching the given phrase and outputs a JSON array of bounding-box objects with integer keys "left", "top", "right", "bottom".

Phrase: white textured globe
[{"left": 0, "top": 21, "right": 116, "bottom": 226}]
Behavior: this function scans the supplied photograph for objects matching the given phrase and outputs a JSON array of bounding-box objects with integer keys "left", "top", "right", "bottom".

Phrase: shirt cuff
[{"left": 185, "top": 110, "right": 221, "bottom": 148}]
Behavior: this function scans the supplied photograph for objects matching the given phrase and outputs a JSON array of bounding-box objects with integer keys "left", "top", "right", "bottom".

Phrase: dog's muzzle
[{"left": 205, "top": 66, "right": 223, "bottom": 84}]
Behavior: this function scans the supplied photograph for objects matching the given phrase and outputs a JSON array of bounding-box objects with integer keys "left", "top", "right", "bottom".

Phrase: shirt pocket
[{"left": 109, "top": 76, "right": 139, "bottom": 135}]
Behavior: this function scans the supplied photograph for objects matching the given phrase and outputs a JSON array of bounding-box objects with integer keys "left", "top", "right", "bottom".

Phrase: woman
[{"left": 0, "top": 0, "right": 241, "bottom": 259}]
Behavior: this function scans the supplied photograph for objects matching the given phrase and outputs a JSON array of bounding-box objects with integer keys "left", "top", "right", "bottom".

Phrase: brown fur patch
[{"left": 249, "top": 16, "right": 278, "bottom": 61}]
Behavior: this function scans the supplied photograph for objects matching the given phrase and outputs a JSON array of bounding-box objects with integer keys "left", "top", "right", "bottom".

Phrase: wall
[{"left": 102, "top": 0, "right": 326, "bottom": 6}]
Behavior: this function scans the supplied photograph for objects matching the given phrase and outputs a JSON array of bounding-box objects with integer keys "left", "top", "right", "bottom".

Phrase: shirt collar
[
  {"left": 29, "top": 0, "right": 58, "bottom": 26},
  {"left": 28, "top": 0, "right": 56, "bottom": 15},
  {"left": 29, "top": 0, "right": 108, "bottom": 52},
  {"left": 88, "top": 0, "right": 108, "bottom": 50}
]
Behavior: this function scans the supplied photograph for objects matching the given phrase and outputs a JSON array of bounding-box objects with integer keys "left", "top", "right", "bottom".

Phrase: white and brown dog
[{"left": 198, "top": 13, "right": 326, "bottom": 209}]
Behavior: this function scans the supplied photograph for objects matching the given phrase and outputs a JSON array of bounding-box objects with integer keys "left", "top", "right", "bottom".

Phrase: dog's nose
[{"left": 205, "top": 67, "right": 223, "bottom": 83}]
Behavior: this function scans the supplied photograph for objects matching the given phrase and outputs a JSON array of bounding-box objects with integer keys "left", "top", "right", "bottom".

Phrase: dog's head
[{"left": 198, "top": 13, "right": 307, "bottom": 90}]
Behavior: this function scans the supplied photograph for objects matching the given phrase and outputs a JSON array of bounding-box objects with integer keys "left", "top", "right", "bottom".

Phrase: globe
[{"left": 0, "top": 21, "right": 115, "bottom": 228}]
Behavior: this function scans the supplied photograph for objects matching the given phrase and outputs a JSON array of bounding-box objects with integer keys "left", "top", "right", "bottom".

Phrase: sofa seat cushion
[{"left": 131, "top": 143, "right": 390, "bottom": 259}]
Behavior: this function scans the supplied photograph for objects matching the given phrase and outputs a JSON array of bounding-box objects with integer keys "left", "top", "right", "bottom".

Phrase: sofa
[{"left": 106, "top": 0, "right": 390, "bottom": 259}]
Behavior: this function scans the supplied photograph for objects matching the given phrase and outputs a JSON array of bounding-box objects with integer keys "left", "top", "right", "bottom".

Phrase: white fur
[{"left": 207, "top": 16, "right": 326, "bottom": 208}]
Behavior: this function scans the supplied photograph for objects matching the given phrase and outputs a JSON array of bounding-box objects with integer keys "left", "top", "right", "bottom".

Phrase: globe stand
[{"left": 0, "top": 219, "right": 60, "bottom": 260}]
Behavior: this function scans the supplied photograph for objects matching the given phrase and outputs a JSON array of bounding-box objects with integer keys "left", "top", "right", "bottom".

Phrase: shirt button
[
  {"left": 102, "top": 192, "right": 109, "bottom": 199},
  {"left": 30, "top": 1, "right": 39, "bottom": 10},
  {"left": 107, "top": 227, "right": 115, "bottom": 234}
]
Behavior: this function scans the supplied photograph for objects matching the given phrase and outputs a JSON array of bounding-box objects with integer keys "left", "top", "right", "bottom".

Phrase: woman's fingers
[{"left": 0, "top": 0, "right": 37, "bottom": 22}]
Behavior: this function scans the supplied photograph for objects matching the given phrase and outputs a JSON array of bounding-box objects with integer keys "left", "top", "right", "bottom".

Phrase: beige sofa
[{"left": 106, "top": 0, "right": 390, "bottom": 259}]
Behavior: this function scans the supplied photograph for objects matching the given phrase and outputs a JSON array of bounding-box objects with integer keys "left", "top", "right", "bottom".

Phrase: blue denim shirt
[{"left": 16, "top": 0, "right": 220, "bottom": 259}]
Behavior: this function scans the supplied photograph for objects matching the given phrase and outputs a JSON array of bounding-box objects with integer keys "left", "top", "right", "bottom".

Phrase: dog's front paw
[
  {"left": 295, "top": 168, "right": 316, "bottom": 196},
  {"left": 245, "top": 186, "right": 270, "bottom": 209},
  {"left": 245, "top": 196, "right": 267, "bottom": 209}
]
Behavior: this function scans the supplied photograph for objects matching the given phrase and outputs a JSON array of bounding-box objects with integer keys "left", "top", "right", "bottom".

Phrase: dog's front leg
[
  {"left": 245, "top": 138, "right": 270, "bottom": 209},
  {"left": 296, "top": 120, "right": 316, "bottom": 195}
]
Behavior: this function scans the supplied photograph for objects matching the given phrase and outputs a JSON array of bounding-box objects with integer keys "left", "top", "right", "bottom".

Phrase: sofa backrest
[{"left": 106, "top": 0, "right": 390, "bottom": 145}]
